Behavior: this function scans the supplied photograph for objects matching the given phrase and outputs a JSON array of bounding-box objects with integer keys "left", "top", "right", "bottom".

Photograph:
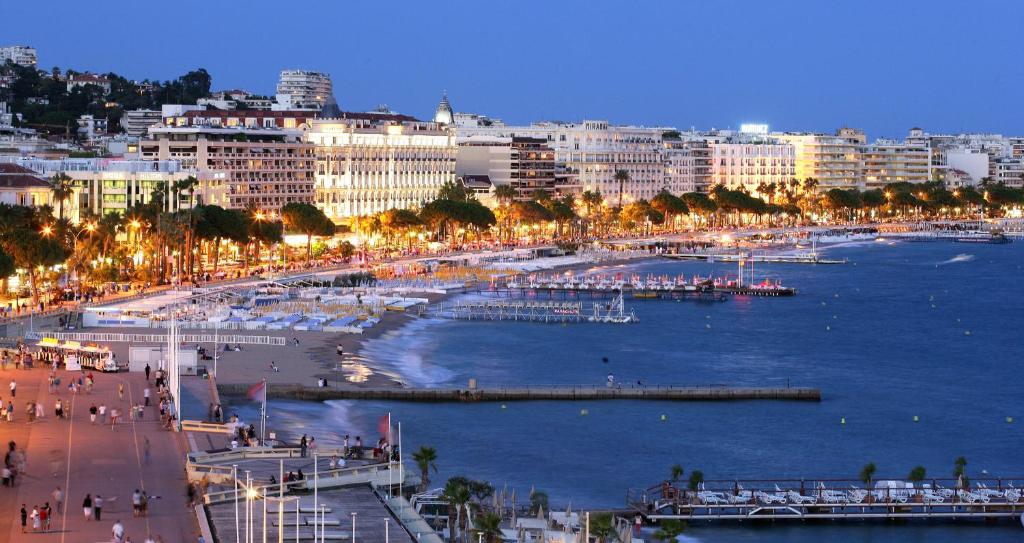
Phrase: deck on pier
[
  {"left": 628, "top": 477, "right": 1024, "bottom": 523},
  {"left": 218, "top": 383, "right": 822, "bottom": 402}
]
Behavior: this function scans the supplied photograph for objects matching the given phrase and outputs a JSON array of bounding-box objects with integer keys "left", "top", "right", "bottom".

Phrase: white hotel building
[
  {"left": 307, "top": 113, "right": 457, "bottom": 220},
  {"left": 457, "top": 120, "right": 668, "bottom": 203},
  {"left": 709, "top": 139, "right": 796, "bottom": 197}
]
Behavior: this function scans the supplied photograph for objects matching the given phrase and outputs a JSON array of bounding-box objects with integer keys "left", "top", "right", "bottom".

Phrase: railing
[
  {"left": 25, "top": 331, "right": 286, "bottom": 346},
  {"left": 631, "top": 476, "right": 1024, "bottom": 518},
  {"left": 200, "top": 459, "right": 406, "bottom": 505},
  {"left": 181, "top": 420, "right": 234, "bottom": 434}
]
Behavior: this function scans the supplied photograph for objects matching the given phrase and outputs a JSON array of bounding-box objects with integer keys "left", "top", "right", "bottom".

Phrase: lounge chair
[
  {"left": 787, "top": 490, "right": 817, "bottom": 504},
  {"left": 957, "top": 490, "right": 990, "bottom": 503},
  {"left": 727, "top": 491, "right": 753, "bottom": 504},
  {"left": 846, "top": 489, "right": 868, "bottom": 503},
  {"left": 820, "top": 490, "right": 847, "bottom": 504},
  {"left": 921, "top": 489, "right": 946, "bottom": 502},
  {"left": 755, "top": 491, "right": 786, "bottom": 505},
  {"left": 697, "top": 491, "right": 726, "bottom": 505}
]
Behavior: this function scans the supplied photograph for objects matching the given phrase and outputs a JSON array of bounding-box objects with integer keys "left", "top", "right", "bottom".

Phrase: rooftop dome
[{"left": 433, "top": 91, "right": 453, "bottom": 125}]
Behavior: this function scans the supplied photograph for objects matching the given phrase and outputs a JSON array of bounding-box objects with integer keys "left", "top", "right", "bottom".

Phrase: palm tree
[
  {"left": 614, "top": 170, "right": 630, "bottom": 209},
  {"left": 670, "top": 464, "right": 684, "bottom": 483},
  {"left": 651, "top": 519, "right": 685, "bottom": 542},
  {"left": 493, "top": 185, "right": 517, "bottom": 241},
  {"left": 442, "top": 478, "right": 472, "bottom": 543},
  {"left": 908, "top": 466, "right": 926, "bottom": 487},
  {"left": 954, "top": 456, "right": 968, "bottom": 487},
  {"left": 860, "top": 463, "right": 877, "bottom": 487},
  {"left": 687, "top": 470, "right": 704, "bottom": 492},
  {"left": 589, "top": 512, "right": 618, "bottom": 543},
  {"left": 580, "top": 190, "right": 604, "bottom": 235},
  {"left": 471, "top": 512, "right": 503, "bottom": 543},
  {"left": 50, "top": 173, "right": 75, "bottom": 221},
  {"left": 412, "top": 446, "right": 438, "bottom": 491},
  {"left": 493, "top": 184, "right": 517, "bottom": 205}
]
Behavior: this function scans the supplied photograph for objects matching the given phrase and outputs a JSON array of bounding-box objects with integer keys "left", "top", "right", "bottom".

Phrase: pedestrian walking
[
  {"left": 9, "top": 379, "right": 15, "bottom": 398},
  {"left": 19, "top": 504, "right": 26, "bottom": 532},
  {"left": 89, "top": 404, "right": 97, "bottom": 424},
  {"left": 143, "top": 437, "right": 151, "bottom": 464},
  {"left": 82, "top": 494, "right": 93, "bottom": 520},
  {"left": 30, "top": 505, "right": 39, "bottom": 531},
  {"left": 41, "top": 502, "right": 50, "bottom": 531},
  {"left": 118, "top": 383, "right": 125, "bottom": 401},
  {"left": 144, "top": 387, "right": 151, "bottom": 406},
  {"left": 112, "top": 519, "right": 125, "bottom": 543},
  {"left": 132, "top": 489, "right": 142, "bottom": 517},
  {"left": 144, "top": 363, "right": 151, "bottom": 382},
  {"left": 94, "top": 494, "right": 103, "bottom": 520},
  {"left": 300, "top": 434, "right": 308, "bottom": 457},
  {"left": 99, "top": 403, "right": 107, "bottom": 424},
  {"left": 52, "top": 486, "right": 63, "bottom": 513}
]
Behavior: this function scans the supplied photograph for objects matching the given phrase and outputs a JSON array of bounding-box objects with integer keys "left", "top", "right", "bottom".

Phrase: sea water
[{"left": 243, "top": 241, "right": 1024, "bottom": 542}]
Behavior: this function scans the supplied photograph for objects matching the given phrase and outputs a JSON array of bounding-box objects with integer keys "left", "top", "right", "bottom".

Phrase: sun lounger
[
  {"left": 957, "top": 490, "right": 989, "bottom": 503},
  {"left": 787, "top": 490, "right": 817, "bottom": 504},
  {"left": 697, "top": 491, "right": 726, "bottom": 505},
  {"left": 727, "top": 491, "right": 752, "bottom": 504},
  {"left": 755, "top": 491, "right": 786, "bottom": 505}
]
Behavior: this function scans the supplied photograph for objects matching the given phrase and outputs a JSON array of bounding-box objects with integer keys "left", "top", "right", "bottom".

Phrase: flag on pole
[
  {"left": 377, "top": 413, "right": 395, "bottom": 444},
  {"left": 247, "top": 380, "right": 267, "bottom": 403}
]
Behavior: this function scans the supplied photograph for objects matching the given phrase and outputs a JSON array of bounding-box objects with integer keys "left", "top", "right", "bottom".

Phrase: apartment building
[
  {"left": 307, "top": 113, "right": 457, "bottom": 220},
  {"left": 709, "top": 139, "right": 796, "bottom": 197},
  {"left": 860, "top": 141, "right": 930, "bottom": 188},
  {"left": 275, "top": 70, "right": 334, "bottom": 111},
  {"left": 0, "top": 45, "right": 37, "bottom": 67},
  {"left": 776, "top": 134, "right": 862, "bottom": 190},
  {"left": 457, "top": 120, "right": 668, "bottom": 204},
  {"left": 120, "top": 109, "right": 162, "bottom": 137},
  {"left": 456, "top": 136, "right": 557, "bottom": 199},
  {"left": 993, "top": 157, "right": 1024, "bottom": 188},
  {"left": 140, "top": 124, "right": 315, "bottom": 211}
]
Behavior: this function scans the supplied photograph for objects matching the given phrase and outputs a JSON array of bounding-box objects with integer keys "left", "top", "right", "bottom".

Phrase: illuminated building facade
[{"left": 307, "top": 113, "right": 457, "bottom": 220}]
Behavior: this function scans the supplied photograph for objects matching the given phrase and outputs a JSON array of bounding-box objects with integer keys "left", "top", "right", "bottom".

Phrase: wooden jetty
[
  {"left": 479, "top": 286, "right": 729, "bottom": 302},
  {"left": 628, "top": 477, "right": 1024, "bottom": 523},
  {"left": 427, "top": 294, "right": 638, "bottom": 323},
  {"left": 663, "top": 253, "right": 847, "bottom": 264},
  {"left": 218, "top": 383, "right": 821, "bottom": 402}
]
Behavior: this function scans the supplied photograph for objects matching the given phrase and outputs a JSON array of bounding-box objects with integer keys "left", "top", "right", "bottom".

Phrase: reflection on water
[{"left": 340, "top": 359, "right": 373, "bottom": 383}]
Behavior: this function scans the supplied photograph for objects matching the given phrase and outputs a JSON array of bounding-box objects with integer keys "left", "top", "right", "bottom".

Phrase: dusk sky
[{"left": 7, "top": 0, "right": 1023, "bottom": 139}]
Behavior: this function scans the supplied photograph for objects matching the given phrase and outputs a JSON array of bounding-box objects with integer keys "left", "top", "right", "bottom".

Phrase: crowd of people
[{"left": 1, "top": 343, "right": 178, "bottom": 542}]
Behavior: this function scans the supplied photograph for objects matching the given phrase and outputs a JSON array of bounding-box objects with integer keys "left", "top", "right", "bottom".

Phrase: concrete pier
[{"left": 218, "top": 383, "right": 822, "bottom": 402}]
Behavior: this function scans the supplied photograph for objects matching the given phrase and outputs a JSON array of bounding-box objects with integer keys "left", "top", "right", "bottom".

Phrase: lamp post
[
  {"left": 351, "top": 511, "right": 357, "bottom": 543},
  {"left": 234, "top": 464, "right": 240, "bottom": 543}
]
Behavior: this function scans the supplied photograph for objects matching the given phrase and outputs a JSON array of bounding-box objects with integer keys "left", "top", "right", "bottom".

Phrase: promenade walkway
[{"left": 0, "top": 364, "right": 196, "bottom": 542}]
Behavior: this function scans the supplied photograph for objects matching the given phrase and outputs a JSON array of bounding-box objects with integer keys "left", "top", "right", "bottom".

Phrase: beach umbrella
[
  {"left": 536, "top": 504, "right": 545, "bottom": 521},
  {"left": 564, "top": 502, "right": 572, "bottom": 532}
]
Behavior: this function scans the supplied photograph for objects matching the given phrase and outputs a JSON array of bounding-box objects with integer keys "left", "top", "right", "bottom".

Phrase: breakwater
[{"left": 218, "top": 383, "right": 821, "bottom": 402}]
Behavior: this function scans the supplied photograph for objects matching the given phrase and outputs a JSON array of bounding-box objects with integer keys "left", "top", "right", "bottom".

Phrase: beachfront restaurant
[
  {"left": 82, "top": 290, "right": 198, "bottom": 328},
  {"left": 35, "top": 337, "right": 118, "bottom": 371}
]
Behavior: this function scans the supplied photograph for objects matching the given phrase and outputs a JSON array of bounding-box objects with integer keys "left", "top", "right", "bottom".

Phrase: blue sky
[{"left": 6, "top": 0, "right": 1023, "bottom": 138}]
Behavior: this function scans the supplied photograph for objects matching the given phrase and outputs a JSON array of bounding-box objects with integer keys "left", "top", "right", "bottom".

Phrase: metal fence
[{"left": 25, "top": 331, "right": 286, "bottom": 346}]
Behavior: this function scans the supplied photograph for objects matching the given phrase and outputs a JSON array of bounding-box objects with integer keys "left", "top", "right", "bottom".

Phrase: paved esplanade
[{"left": 0, "top": 363, "right": 195, "bottom": 541}]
